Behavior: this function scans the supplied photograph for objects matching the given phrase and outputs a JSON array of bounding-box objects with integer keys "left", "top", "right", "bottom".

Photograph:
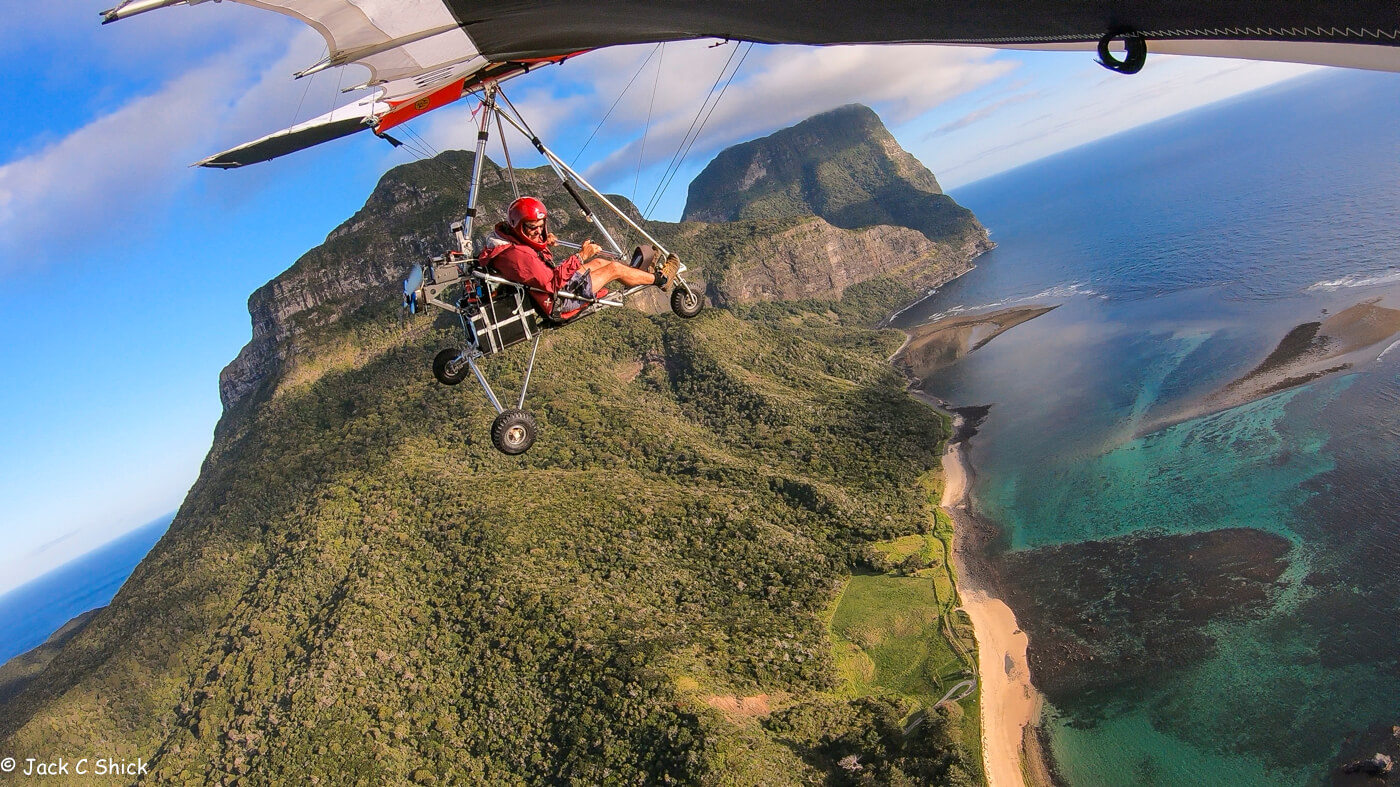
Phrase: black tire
[
  {"left": 670, "top": 285, "right": 704, "bottom": 319},
  {"left": 491, "top": 409, "right": 537, "bottom": 455},
  {"left": 433, "top": 348, "right": 469, "bottom": 386},
  {"left": 630, "top": 244, "right": 659, "bottom": 270}
]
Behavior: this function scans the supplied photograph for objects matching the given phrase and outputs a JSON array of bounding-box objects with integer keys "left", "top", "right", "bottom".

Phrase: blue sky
[{"left": 0, "top": 4, "right": 1331, "bottom": 594}]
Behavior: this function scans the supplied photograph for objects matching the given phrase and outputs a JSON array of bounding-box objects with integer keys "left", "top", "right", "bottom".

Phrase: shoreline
[{"left": 912, "top": 390, "right": 1050, "bottom": 787}]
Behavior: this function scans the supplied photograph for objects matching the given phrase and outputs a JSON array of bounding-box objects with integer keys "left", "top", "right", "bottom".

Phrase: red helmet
[{"left": 507, "top": 196, "right": 547, "bottom": 229}]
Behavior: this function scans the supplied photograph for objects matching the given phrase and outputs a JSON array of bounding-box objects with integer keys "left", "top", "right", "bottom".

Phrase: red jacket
[{"left": 478, "top": 223, "right": 581, "bottom": 316}]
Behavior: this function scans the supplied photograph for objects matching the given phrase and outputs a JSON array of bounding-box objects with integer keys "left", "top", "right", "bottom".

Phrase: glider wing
[{"left": 102, "top": 0, "right": 1400, "bottom": 167}]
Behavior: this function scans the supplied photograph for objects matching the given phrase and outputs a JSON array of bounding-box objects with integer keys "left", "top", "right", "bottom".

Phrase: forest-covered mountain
[
  {"left": 1, "top": 107, "right": 990, "bottom": 785},
  {"left": 681, "top": 105, "right": 992, "bottom": 307}
]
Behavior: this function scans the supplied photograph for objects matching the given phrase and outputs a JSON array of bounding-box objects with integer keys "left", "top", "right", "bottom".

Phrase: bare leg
[{"left": 582, "top": 259, "right": 658, "bottom": 293}]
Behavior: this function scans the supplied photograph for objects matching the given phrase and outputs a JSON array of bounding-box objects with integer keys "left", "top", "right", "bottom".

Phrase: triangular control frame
[{"left": 404, "top": 82, "right": 703, "bottom": 454}]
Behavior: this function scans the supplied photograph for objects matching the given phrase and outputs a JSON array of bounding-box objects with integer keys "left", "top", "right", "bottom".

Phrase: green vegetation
[
  {"left": 1, "top": 295, "right": 981, "bottom": 784},
  {"left": 762, "top": 695, "right": 980, "bottom": 786},
  {"left": 822, "top": 525, "right": 983, "bottom": 782},
  {"left": 682, "top": 104, "right": 981, "bottom": 246},
  {"left": 2, "top": 119, "right": 991, "bottom": 783},
  {"left": 831, "top": 574, "right": 957, "bottom": 700}
]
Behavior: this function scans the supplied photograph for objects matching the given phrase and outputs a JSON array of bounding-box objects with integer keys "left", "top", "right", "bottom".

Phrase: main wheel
[
  {"left": 491, "top": 409, "right": 537, "bottom": 455},
  {"left": 432, "top": 348, "right": 469, "bottom": 385},
  {"left": 670, "top": 286, "right": 704, "bottom": 319}
]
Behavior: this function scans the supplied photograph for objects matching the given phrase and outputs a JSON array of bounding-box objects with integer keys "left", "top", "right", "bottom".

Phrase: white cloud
[
  {"left": 407, "top": 41, "right": 1016, "bottom": 213},
  {"left": 0, "top": 62, "right": 238, "bottom": 266},
  {"left": 581, "top": 43, "right": 1018, "bottom": 187},
  {"left": 6, "top": 2, "right": 293, "bottom": 127},
  {"left": 0, "top": 28, "right": 354, "bottom": 270},
  {"left": 925, "top": 90, "right": 1041, "bottom": 138},
  {"left": 919, "top": 55, "right": 1321, "bottom": 189}
]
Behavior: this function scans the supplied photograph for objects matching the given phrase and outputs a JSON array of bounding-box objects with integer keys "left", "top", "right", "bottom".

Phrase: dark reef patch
[
  {"left": 1327, "top": 718, "right": 1400, "bottom": 786},
  {"left": 1236, "top": 321, "right": 1327, "bottom": 384},
  {"left": 992, "top": 528, "right": 1291, "bottom": 715},
  {"left": 949, "top": 405, "right": 992, "bottom": 444}
]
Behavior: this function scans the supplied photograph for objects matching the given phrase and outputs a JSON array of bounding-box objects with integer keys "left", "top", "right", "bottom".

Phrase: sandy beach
[
  {"left": 1138, "top": 296, "right": 1400, "bottom": 436},
  {"left": 937, "top": 418, "right": 1044, "bottom": 787},
  {"left": 897, "top": 309, "right": 1052, "bottom": 787},
  {"left": 893, "top": 305, "right": 1057, "bottom": 382}
]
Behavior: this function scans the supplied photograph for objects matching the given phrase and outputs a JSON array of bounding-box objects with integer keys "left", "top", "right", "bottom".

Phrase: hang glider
[{"left": 100, "top": 0, "right": 1400, "bottom": 167}]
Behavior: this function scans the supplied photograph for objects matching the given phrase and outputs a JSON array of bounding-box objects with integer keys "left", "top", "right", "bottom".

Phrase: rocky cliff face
[
  {"left": 217, "top": 154, "right": 614, "bottom": 413},
  {"left": 675, "top": 214, "right": 989, "bottom": 307},
  {"left": 219, "top": 104, "right": 992, "bottom": 414},
  {"left": 677, "top": 103, "right": 992, "bottom": 307}
]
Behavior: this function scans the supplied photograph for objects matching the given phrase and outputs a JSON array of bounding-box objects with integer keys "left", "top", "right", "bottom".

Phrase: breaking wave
[
  {"left": 1307, "top": 267, "right": 1400, "bottom": 291},
  {"left": 922, "top": 282, "right": 1098, "bottom": 323}
]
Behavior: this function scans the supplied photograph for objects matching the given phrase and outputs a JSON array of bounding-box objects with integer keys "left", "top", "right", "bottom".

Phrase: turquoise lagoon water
[{"left": 898, "top": 69, "right": 1400, "bottom": 785}]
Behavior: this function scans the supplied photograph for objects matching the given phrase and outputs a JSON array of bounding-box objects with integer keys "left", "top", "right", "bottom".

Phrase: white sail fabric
[
  {"left": 100, "top": 0, "right": 1400, "bottom": 167},
  {"left": 240, "top": 0, "right": 483, "bottom": 97},
  {"left": 193, "top": 93, "right": 391, "bottom": 168}
]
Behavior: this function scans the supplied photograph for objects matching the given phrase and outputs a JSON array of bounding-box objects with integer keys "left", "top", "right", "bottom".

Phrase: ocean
[
  {"left": 897, "top": 69, "right": 1400, "bottom": 785},
  {"left": 0, "top": 515, "right": 172, "bottom": 667}
]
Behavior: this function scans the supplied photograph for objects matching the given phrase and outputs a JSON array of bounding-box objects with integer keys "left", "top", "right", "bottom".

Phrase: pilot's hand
[
  {"left": 545, "top": 232, "right": 559, "bottom": 247},
  {"left": 580, "top": 240, "right": 602, "bottom": 259}
]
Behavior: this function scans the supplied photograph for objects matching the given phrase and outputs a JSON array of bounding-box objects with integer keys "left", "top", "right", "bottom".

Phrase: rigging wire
[
  {"left": 289, "top": 45, "right": 326, "bottom": 128},
  {"left": 643, "top": 41, "right": 754, "bottom": 219},
  {"left": 329, "top": 61, "right": 345, "bottom": 120},
  {"left": 495, "top": 111, "right": 520, "bottom": 200},
  {"left": 388, "top": 119, "right": 482, "bottom": 210},
  {"left": 639, "top": 42, "right": 744, "bottom": 219},
  {"left": 496, "top": 90, "right": 535, "bottom": 137},
  {"left": 401, "top": 121, "right": 475, "bottom": 193},
  {"left": 661, "top": 43, "right": 753, "bottom": 202},
  {"left": 402, "top": 125, "right": 441, "bottom": 158},
  {"left": 395, "top": 124, "right": 435, "bottom": 159},
  {"left": 632, "top": 43, "right": 665, "bottom": 207},
  {"left": 570, "top": 43, "right": 663, "bottom": 167}
]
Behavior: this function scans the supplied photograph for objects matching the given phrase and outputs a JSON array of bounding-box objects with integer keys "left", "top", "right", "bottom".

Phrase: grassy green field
[
  {"left": 827, "top": 511, "right": 985, "bottom": 774},
  {"left": 829, "top": 549, "right": 975, "bottom": 694},
  {"left": 832, "top": 573, "right": 964, "bottom": 702}
]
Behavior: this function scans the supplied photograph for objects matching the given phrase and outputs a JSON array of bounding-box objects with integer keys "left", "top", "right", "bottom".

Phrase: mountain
[
  {"left": 685, "top": 104, "right": 943, "bottom": 226},
  {"left": 679, "top": 104, "right": 992, "bottom": 306},
  {"left": 1, "top": 110, "right": 988, "bottom": 784},
  {"left": 220, "top": 107, "right": 990, "bottom": 412}
]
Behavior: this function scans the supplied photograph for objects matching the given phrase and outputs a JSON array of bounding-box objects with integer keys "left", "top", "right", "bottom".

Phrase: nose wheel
[{"left": 433, "top": 348, "right": 470, "bottom": 385}]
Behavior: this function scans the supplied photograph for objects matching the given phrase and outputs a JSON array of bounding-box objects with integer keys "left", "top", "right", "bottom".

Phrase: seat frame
[{"left": 401, "top": 81, "right": 700, "bottom": 449}]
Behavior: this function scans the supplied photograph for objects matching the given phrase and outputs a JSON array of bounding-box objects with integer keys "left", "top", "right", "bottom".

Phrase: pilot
[{"left": 479, "top": 196, "right": 678, "bottom": 318}]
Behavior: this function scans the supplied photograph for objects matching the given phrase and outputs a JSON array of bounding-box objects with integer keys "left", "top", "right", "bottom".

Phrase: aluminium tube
[
  {"left": 491, "top": 109, "right": 627, "bottom": 257},
  {"left": 471, "top": 273, "right": 623, "bottom": 307},
  {"left": 518, "top": 335, "right": 541, "bottom": 410},
  {"left": 495, "top": 111, "right": 520, "bottom": 200},
  {"left": 462, "top": 85, "right": 498, "bottom": 243},
  {"left": 497, "top": 104, "right": 676, "bottom": 261},
  {"left": 540, "top": 148, "right": 675, "bottom": 262},
  {"left": 467, "top": 355, "right": 505, "bottom": 415}
]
